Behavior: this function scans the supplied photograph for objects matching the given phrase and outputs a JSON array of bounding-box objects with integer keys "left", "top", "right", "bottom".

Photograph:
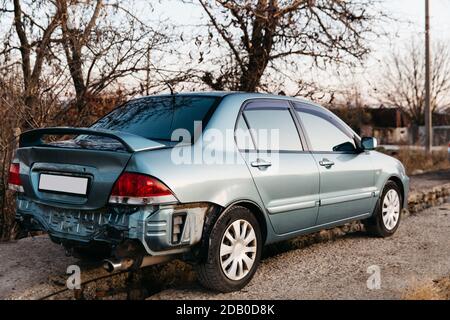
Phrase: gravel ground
[
  {"left": 0, "top": 236, "right": 77, "bottom": 299},
  {"left": 1, "top": 202, "right": 448, "bottom": 300},
  {"left": 409, "top": 170, "right": 450, "bottom": 192},
  {"left": 150, "top": 202, "right": 450, "bottom": 300},
  {"left": 0, "top": 171, "right": 448, "bottom": 300}
]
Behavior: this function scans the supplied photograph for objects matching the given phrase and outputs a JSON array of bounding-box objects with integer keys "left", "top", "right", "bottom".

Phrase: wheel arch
[
  {"left": 195, "top": 199, "right": 269, "bottom": 263},
  {"left": 226, "top": 200, "right": 268, "bottom": 244},
  {"left": 386, "top": 175, "right": 406, "bottom": 206}
]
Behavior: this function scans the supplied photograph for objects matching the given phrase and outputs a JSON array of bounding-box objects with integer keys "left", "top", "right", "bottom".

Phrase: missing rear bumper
[{"left": 16, "top": 196, "right": 217, "bottom": 256}]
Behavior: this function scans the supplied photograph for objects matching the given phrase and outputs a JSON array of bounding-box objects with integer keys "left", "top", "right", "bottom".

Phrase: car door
[
  {"left": 235, "top": 99, "right": 320, "bottom": 234},
  {"left": 293, "top": 103, "right": 377, "bottom": 225}
]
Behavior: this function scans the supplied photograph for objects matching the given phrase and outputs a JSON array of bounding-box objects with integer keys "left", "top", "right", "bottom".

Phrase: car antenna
[
  {"left": 159, "top": 74, "right": 175, "bottom": 95},
  {"left": 148, "top": 61, "right": 175, "bottom": 95},
  {"left": 165, "top": 81, "right": 175, "bottom": 95}
]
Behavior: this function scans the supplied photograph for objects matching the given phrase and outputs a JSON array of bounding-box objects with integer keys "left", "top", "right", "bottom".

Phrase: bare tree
[
  {"left": 55, "top": 0, "right": 171, "bottom": 116},
  {"left": 184, "top": 0, "right": 382, "bottom": 92},
  {"left": 0, "top": 1, "right": 176, "bottom": 237},
  {"left": 57, "top": 0, "right": 103, "bottom": 112},
  {"left": 1, "top": 1, "right": 62, "bottom": 123},
  {"left": 1, "top": 0, "right": 176, "bottom": 125},
  {"left": 375, "top": 40, "right": 450, "bottom": 127},
  {"left": 0, "top": 66, "right": 27, "bottom": 239}
]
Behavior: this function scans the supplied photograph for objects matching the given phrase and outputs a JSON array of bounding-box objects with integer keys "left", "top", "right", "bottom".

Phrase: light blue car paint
[{"left": 14, "top": 92, "right": 409, "bottom": 257}]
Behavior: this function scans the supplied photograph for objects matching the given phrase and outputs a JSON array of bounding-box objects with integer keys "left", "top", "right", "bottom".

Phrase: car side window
[
  {"left": 296, "top": 107, "right": 356, "bottom": 152},
  {"left": 243, "top": 101, "right": 303, "bottom": 151},
  {"left": 235, "top": 115, "right": 256, "bottom": 150}
]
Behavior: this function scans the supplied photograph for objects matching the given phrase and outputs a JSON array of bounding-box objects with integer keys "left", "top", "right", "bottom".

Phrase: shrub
[{"left": 392, "top": 148, "right": 449, "bottom": 175}]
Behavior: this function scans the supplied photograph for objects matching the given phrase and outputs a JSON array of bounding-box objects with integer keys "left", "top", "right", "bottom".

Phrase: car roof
[
  {"left": 131, "top": 91, "right": 359, "bottom": 138},
  {"left": 138, "top": 91, "right": 318, "bottom": 106}
]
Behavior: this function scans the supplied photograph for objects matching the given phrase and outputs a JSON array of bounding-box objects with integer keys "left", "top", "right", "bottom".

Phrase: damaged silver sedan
[{"left": 10, "top": 92, "right": 409, "bottom": 292}]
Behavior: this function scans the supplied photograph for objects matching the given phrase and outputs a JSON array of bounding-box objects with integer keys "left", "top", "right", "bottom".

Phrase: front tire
[
  {"left": 196, "top": 206, "right": 262, "bottom": 292},
  {"left": 364, "top": 181, "right": 402, "bottom": 237}
]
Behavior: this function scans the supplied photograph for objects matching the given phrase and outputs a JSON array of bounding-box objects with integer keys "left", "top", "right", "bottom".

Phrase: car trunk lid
[{"left": 16, "top": 127, "right": 168, "bottom": 210}]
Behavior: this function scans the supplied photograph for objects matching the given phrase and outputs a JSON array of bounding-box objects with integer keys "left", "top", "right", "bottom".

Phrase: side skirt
[{"left": 265, "top": 212, "right": 372, "bottom": 245}]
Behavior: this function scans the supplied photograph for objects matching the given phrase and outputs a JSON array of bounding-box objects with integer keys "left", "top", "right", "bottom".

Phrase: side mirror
[
  {"left": 333, "top": 141, "right": 357, "bottom": 152},
  {"left": 361, "top": 137, "right": 377, "bottom": 151}
]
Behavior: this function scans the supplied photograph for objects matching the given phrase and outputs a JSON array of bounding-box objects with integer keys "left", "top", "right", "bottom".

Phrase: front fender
[{"left": 371, "top": 151, "right": 409, "bottom": 208}]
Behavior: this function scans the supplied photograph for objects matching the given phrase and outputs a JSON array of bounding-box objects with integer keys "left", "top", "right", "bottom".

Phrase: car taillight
[
  {"left": 109, "top": 172, "right": 177, "bottom": 205},
  {"left": 8, "top": 163, "right": 24, "bottom": 192}
]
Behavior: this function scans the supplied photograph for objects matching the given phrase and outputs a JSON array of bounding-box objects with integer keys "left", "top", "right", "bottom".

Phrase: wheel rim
[
  {"left": 382, "top": 189, "right": 400, "bottom": 231},
  {"left": 220, "top": 219, "right": 257, "bottom": 281}
]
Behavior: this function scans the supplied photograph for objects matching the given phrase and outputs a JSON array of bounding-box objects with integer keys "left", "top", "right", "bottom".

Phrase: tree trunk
[
  {"left": 239, "top": 0, "right": 277, "bottom": 92},
  {"left": 410, "top": 124, "right": 419, "bottom": 145}
]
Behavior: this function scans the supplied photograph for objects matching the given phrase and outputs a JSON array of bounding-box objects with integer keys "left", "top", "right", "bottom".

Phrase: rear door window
[
  {"left": 243, "top": 101, "right": 303, "bottom": 151},
  {"left": 235, "top": 115, "right": 256, "bottom": 150}
]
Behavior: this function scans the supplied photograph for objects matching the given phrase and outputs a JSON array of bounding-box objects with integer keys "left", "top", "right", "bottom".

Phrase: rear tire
[
  {"left": 364, "top": 181, "right": 402, "bottom": 237},
  {"left": 196, "top": 206, "right": 262, "bottom": 292}
]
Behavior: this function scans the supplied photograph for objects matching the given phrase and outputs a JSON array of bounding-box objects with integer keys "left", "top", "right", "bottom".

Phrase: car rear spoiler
[{"left": 19, "top": 127, "right": 166, "bottom": 153}]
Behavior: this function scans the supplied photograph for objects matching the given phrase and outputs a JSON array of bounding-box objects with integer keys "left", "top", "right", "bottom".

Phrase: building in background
[{"left": 330, "top": 105, "right": 450, "bottom": 146}]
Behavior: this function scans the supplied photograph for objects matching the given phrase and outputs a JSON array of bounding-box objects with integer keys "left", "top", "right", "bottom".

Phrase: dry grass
[
  {"left": 403, "top": 275, "right": 450, "bottom": 300},
  {"left": 390, "top": 148, "right": 449, "bottom": 175}
]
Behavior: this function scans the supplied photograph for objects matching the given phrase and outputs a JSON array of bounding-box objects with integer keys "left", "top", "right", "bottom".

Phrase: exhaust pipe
[
  {"left": 103, "top": 257, "right": 134, "bottom": 273},
  {"left": 103, "top": 255, "right": 174, "bottom": 273}
]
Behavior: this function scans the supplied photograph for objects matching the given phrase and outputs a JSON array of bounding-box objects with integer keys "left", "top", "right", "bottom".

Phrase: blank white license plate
[{"left": 39, "top": 174, "right": 89, "bottom": 195}]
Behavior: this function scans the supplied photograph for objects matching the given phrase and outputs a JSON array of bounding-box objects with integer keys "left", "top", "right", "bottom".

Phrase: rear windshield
[{"left": 91, "top": 96, "right": 220, "bottom": 141}]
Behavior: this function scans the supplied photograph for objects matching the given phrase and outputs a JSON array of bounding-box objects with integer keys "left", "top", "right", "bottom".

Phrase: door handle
[
  {"left": 319, "top": 159, "right": 335, "bottom": 168},
  {"left": 251, "top": 159, "right": 272, "bottom": 168}
]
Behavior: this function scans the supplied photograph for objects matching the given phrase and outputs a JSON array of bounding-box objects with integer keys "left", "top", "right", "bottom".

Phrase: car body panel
[
  {"left": 367, "top": 151, "right": 410, "bottom": 208},
  {"left": 311, "top": 151, "right": 378, "bottom": 225},
  {"left": 16, "top": 146, "right": 132, "bottom": 210},
  {"left": 125, "top": 147, "right": 264, "bottom": 210},
  {"left": 242, "top": 150, "right": 320, "bottom": 234},
  {"left": 13, "top": 92, "right": 410, "bottom": 255}
]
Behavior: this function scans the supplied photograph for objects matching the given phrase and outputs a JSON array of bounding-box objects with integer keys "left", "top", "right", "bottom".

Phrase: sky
[
  {"left": 151, "top": 0, "right": 450, "bottom": 45},
  {"left": 3, "top": 0, "right": 448, "bottom": 100},
  {"left": 149, "top": 0, "right": 450, "bottom": 100},
  {"left": 386, "top": 0, "right": 450, "bottom": 39}
]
